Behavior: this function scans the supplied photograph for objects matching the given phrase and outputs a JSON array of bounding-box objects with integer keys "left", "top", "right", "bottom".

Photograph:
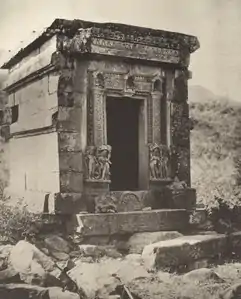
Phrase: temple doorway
[{"left": 106, "top": 97, "right": 141, "bottom": 191}]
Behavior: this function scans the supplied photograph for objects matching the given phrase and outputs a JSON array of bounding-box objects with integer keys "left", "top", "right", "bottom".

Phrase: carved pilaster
[
  {"left": 91, "top": 72, "right": 107, "bottom": 146},
  {"left": 92, "top": 88, "right": 106, "bottom": 145},
  {"left": 151, "top": 91, "right": 161, "bottom": 144},
  {"left": 170, "top": 69, "right": 191, "bottom": 186}
]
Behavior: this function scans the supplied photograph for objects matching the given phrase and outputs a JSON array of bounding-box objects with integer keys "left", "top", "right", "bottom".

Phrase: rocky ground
[{"left": 1, "top": 232, "right": 241, "bottom": 299}]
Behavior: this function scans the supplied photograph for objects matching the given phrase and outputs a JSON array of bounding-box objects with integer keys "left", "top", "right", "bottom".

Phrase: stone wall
[{"left": 1, "top": 36, "right": 61, "bottom": 213}]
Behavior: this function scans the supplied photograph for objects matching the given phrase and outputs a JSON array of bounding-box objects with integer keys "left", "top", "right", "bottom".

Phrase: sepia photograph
[{"left": 0, "top": 0, "right": 240, "bottom": 298}]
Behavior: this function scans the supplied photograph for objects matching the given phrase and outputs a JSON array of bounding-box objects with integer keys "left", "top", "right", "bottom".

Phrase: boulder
[
  {"left": 9, "top": 240, "right": 55, "bottom": 286},
  {"left": 220, "top": 283, "right": 241, "bottom": 299},
  {"left": 0, "top": 283, "right": 49, "bottom": 299},
  {"left": 78, "top": 245, "right": 122, "bottom": 259},
  {"left": 0, "top": 284, "right": 80, "bottom": 299},
  {"left": 48, "top": 287, "right": 80, "bottom": 299},
  {"left": 0, "top": 266, "right": 22, "bottom": 283},
  {"left": 124, "top": 254, "right": 142, "bottom": 264},
  {"left": 128, "top": 231, "right": 183, "bottom": 254},
  {"left": 183, "top": 268, "right": 224, "bottom": 284},
  {"left": 44, "top": 235, "right": 70, "bottom": 254},
  {"left": 51, "top": 251, "right": 70, "bottom": 261},
  {"left": 69, "top": 256, "right": 150, "bottom": 299}
]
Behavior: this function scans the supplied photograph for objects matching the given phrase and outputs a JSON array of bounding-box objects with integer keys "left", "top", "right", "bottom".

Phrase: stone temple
[{"left": 0, "top": 19, "right": 200, "bottom": 225}]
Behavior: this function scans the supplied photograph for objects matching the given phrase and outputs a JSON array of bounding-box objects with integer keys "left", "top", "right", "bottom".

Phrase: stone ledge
[{"left": 75, "top": 209, "right": 189, "bottom": 236}]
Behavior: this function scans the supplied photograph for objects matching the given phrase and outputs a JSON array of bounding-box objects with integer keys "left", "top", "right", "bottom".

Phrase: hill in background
[{"left": 189, "top": 85, "right": 241, "bottom": 206}]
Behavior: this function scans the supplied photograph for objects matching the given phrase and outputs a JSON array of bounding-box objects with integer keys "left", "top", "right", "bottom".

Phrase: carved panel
[
  {"left": 119, "top": 192, "right": 142, "bottom": 212},
  {"left": 85, "top": 144, "right": 112, "bottom": 182},
  {"left": 104, "top": 73, "right": 125, "bottom": 90},
  {"left": 149, "top": 143, "right": 171, "bottom": 180}
]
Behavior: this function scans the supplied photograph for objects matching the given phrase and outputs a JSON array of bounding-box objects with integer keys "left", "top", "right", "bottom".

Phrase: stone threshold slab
[
  {"left": 142, "top": 232, "right": 239, "bottom": 271},
  {"left": 75, "top": 209, "right": 189, "bottom": 236}
]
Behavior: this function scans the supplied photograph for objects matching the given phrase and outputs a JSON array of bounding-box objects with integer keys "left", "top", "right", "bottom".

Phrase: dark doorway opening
[{"left": 107, "top": 97, "right": 140, "bottom": 191}]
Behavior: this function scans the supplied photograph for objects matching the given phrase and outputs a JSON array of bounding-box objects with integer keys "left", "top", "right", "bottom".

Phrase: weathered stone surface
[
  {"left": 0, "top": 284, "right": 49, "bottom": 299},
  {"left": 69, "top": 256, "right": 150, "bottom": 299},
  {"left": 76, "top": 209, "right": 189, "bottom": 237},
  {"left": 128, "top": 231, "right": 183, "bottom": 254},
  {"left": 183, "top": 268, "right": 224, "bottom": 283},
  {"left": 142, "top": 234, "right": 227, "bottom": 271},
  {"left": 78, "top": 245, "right": 122, "bottom": 259},
  {"left": 50, "top": 251, "right": 70, "bottom": 261},
  {"left": 9, "top": 240, "right": 55, "bottom": 285},
  {"left": 2, "top": 18, "right": 199, "bottom": 215},
  {"left": 220, "top": 283, "right": 241, "bottom": 299},
  {"left": 54, "top": 192, "right": 86, "bottom": 214},
  {"left": 0, "top": 284, "right": 80, "bottom": 299},
  {"left": 48, "top": 287, "right": 80, "bottom": 299},
  {"left": 0, "top": 266, "right": 21, "bottom": 283},
  {"left": 44, "top": 235, "right": 70, "bottom": 254}
]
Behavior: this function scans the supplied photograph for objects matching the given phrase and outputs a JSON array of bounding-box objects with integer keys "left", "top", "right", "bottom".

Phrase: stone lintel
[{"left": 2, "top": 18, "right": 200, "bottom": 70}]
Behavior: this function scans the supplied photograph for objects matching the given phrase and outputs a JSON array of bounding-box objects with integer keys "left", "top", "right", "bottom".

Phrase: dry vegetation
[{"left": 190, "top": 86, "right": 241, "bottom": 208}]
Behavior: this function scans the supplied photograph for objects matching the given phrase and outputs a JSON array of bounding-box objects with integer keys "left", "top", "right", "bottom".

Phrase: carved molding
[{"left": 91, "top": 38, "right": 181, "bottom": 64}]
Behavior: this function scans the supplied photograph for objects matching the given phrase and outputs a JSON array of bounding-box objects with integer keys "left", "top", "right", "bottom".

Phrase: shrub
[
  {"left": 206, "top": 196, "right": 241, "bottom": 234},
  {"left": 0, "top": 199, "right": 42, "bottom": 244}
]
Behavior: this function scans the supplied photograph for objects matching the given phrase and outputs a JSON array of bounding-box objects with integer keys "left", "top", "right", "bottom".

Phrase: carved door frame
[{"left": 86, "top": 69, "right": 172, "bottom": 190}]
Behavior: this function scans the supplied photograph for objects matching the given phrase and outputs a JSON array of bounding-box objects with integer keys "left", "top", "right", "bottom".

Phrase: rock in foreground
[{"left": 142, "top": 234, "right": 227, "bottom": 271}]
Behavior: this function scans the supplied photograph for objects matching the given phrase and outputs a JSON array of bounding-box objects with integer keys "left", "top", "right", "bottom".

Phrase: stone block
[
  {"left": 59, "top": 171, "right": 83, "bottom": 193},
  {"left": 127, "top": 231, "right": 183, "bottom": 254},
  {"left": 142, "top": 233, "right": 227, "bottom": 271},
  {"left": 57, "top": 107, "right": 82, "bottom": 131},
  {"left": 3, "top": 37, "right": 56, "bottom": 89},
  {"left": 59, "top": 151, "right": 83, "bottom": 172},
  {"left": 58, "top": 132, "right": 81, "bottom": 152},
  {"left": 75, "top": 209, "right": 189, "bottom": 236},
  {"left": 0, "top": 284, "right": 49, "bottom": 299},
  {"left": 54, "top": 192, "right": 86, "bottom": 214},
  {"left": 170, "top": 188, "right": 196, "bottom": 210}
]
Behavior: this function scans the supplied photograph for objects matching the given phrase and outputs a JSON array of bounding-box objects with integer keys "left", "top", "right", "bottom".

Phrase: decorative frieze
[{"left": 91, "top": 38, "right": 180, "bottom": 64}]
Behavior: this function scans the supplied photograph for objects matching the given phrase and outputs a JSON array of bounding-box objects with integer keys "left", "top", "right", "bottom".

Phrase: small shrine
[{"left": 0, "top": 19, "right": 200, "bottom": 214}]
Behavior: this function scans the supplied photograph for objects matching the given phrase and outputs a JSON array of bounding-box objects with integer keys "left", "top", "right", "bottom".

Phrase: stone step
[
  {"left": 74, "top": 209, "right": 189, "bottom": 237},
  {"left": 142, "top": 232, "right": 241, "bottom": 272}
]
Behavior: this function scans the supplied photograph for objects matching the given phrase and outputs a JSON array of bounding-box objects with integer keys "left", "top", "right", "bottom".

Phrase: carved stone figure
[
  {"left": 159, "top": 145, "right": 170, "bottom": 178},
  {"left": 85, "top": 146, "right": 98, "bottom": 180},
  {"left": 149, "top": 144, "right": 170, "bottom": 180},
  {"left": 97, "top": 145, "right": 112, "bottom": 181}
]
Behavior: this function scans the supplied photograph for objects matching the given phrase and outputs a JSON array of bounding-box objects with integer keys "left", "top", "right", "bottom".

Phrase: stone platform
[{"left": 73, "top": 209, "right": 189, "bottom": 237}]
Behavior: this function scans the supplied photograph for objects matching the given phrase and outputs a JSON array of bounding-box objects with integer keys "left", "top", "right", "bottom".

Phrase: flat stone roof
[{"left": 1, "top": 18, "right": 200, "bottom": 69}]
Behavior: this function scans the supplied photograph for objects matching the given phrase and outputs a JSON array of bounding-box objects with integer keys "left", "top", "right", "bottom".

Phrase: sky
[{"left": 0, "top": 0, "right": 241, "bottom": 101}]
